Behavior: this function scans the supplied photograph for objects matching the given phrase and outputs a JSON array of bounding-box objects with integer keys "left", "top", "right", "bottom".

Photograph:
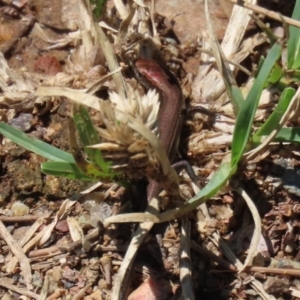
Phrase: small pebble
[
  {"left": 34, "top": 55, "right": 62, "bottom": 76},
  {"left": 8, "top": 113, "right": 33, "bottom": 132}
]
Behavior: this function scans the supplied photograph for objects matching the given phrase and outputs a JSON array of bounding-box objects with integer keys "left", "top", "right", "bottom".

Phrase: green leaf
[
  {"left": 287, "top": 69, "right": 300, "bottom": 82},
  {"left": 287, "top": 0, "right": 300, "bottom": 69},
  {"left": 253, "top": 15, "right": 278, "bottom": 45},
  {"left": 71, "top": 104, "right": 119, "bottom": 180},
  {"left": 265, "top": 62, "right": 283, "bottom": 87},
  {"left": 42, "top": 161, "right": 95, "bottom": 180},
  {"left": 252, "top": 87, "right": 295, "bottom": 146},
  {"left": 231, "top": 85, "right": 245, "bottom": 112},
  {"left": 90, "top": 0, "right": 106, "bottom": 18},
  {"left": 0, "top": 122, "right": 74, "bottom": 163},
  {"left": 231, "top": 43, "right": 282, "bottom": 167},
  {"left": 275, "top": 127, "right": 300, "bottom": 143},
  {"left": 72, "top": 104, "right": 100, "bottom": 149},
  {"left": 255, "top": 56, "right": 265, "bottom": 77},
  {"left": 160, "top": 162, "right": 233, "bottom": 220}
]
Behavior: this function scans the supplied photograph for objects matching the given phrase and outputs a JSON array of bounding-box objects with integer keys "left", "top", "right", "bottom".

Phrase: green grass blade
[
  {"left": 190, "top": 161, "right": 233, "bottom": 203},
  {"left": 253, "top": 15, "right": 278, "bottom": 45},
  {"left": 287, "top": 0, "right": 300, "bottom": 69},
  {"left": 231, "top": 86, "right": 245, "bottom": 112},
  {"left": 204, "top": 0, "right": 244, "bottom": 115},
  {"left": 72, "top": 104, "right": 117, "bottom": 179},
  {"left": 275, "top": 127, "right": 300, "bottom": 142},
  {"left": 159, "top": 162, "right": 233, "bottom": 220},
  {"left": 72, "top": 104, "right": 100, "bottom": 149},
  {"left": 266, "top": 62, "right": 283, "bottom": 86},
  {"left": 252, "top": 87, "right": 295, "bottom": 146},
  {"left": 72, "top": 105, "right": 103, "bottom": 167},
  {"left": 90, "top": 0, "right": 106, "bottom": 18},
  {"left": 0, "top": 122, "right": 74, "bottom": 163},
  {"left": 231, "top": 43, "right": 282, "bottom": 167},
  {"left": 41, "top": 162, "right": 95, "bottom": 180}
]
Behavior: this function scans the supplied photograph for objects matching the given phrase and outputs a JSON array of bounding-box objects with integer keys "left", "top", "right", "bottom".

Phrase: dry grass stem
[
  {"left": 179, "top": 219, "right": 195, "bottom": 300},
  {"left": 0, "top": 0, "right": 298, "bottom": 298},
  {"left": 6, "top": 216, "right": 46, "bottom": 273},
  {"left": 290, "top": 288, "right": 300, "bottom": 298},
  {"left": 0, "top": 279, "right": 39, "bottom": 299},
  {"left": 113, "top": 0, "right": 129, "bottom": 19},
  {"left": 210, "top": 233, "right": 275, "bottom": 300},
  {"left": 72, "top": 283, "right": 93, "bottom": 300},
  {"left": 250, "top": 279, "right": 276, "bottom": 300},
  {"left": 0, "top": 221, "right": 32, "bottom": 289},
  {"left": 96, "top": 24, "right": 127, "bottom": 98},
  {"left": 250, "top": 266, "right": 300, "bottom": 276},
  {"left": 192, "top": 0, "right": 256, "bottom": 102},
  {"left": 111, "top": 197, "right": 159, "bottom": 300},
  {"left": 190, "top": 241, "right": 236, "bottom": 271},
  {"left": 226, "top": 0, "right": 300, "bottom": 28},
  {"left": 235, "top": 187, "right": 261, "bottom": 272},
  {"left": 38, "top": 274, "right": 50, "bottom": 300},
  {"left": 0, "top": 214, "right": 50, "bottom": 222}
]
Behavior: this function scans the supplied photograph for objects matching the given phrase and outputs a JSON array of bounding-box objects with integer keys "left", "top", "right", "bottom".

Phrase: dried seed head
[
  {"left": 89, "top": 86, "right": 161, "bottom": 181},
  {"left": 109, "top": 86, "right": 159, "bottom": 133}
]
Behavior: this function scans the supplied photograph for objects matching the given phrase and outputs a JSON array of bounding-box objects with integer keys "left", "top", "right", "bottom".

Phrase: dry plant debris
[{"left": 0, "top": 0, "right": 300, "bottom": 299}]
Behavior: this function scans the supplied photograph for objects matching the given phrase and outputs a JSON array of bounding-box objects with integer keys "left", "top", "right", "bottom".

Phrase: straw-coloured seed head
[{"left": 89, "top": 86, "right": 162, "bottom": 181}]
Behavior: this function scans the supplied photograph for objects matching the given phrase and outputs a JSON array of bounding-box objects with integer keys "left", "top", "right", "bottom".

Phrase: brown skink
[{"left": 134, "top": 58, "right": 184, "bottom": 201}]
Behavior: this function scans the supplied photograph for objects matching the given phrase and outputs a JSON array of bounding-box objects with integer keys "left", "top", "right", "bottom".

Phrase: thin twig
[
  {"left": 6, "top": 216, "right": 46, "bottom": 273},
  {"left": 100, "top": 255, "right": 112, "bottom": 287},
  {"left": 190, "top": 241, "right": 236, "bottom": 271},
  {"left": 113, "top": 0, "right": 129, "bottom": 19},
  {"left": 29, "top": 242, "right": 128, "bottom": 258},
  {"left": 38, "top": 274, "right": 49, "bottom": 300},
  {"left": 210, "top": 233, "right": 244, "bottom": 270},
  {"left": 71, "top": 283, "right": 93, "bottom": 300},
  {"left": 209, "top": 234, "right": 276, "bottom": 300},
  {"left": 0, "top": 279, "right": 39, "bottom": 299},
  {"left": 250, "top": 266, "right": 300, "bottom": 276},
  {"left": 250, "top": 278, "right": 276, "bottom": 300},
  {"left": 225, "top": 0, "right": 300, "bottom": 29},
  {"left": 0, "top": 214, "right": 50, "bottom": 222}
]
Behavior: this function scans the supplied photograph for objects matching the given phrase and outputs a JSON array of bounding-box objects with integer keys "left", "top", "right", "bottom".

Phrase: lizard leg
[{"left": 172, "top": 160, "right": 207, "bottom": 187}]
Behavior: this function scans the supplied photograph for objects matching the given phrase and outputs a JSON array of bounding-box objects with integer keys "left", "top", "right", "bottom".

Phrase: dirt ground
[{"left": 0, "top": 0, "right": 300, "bottom": 299}]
